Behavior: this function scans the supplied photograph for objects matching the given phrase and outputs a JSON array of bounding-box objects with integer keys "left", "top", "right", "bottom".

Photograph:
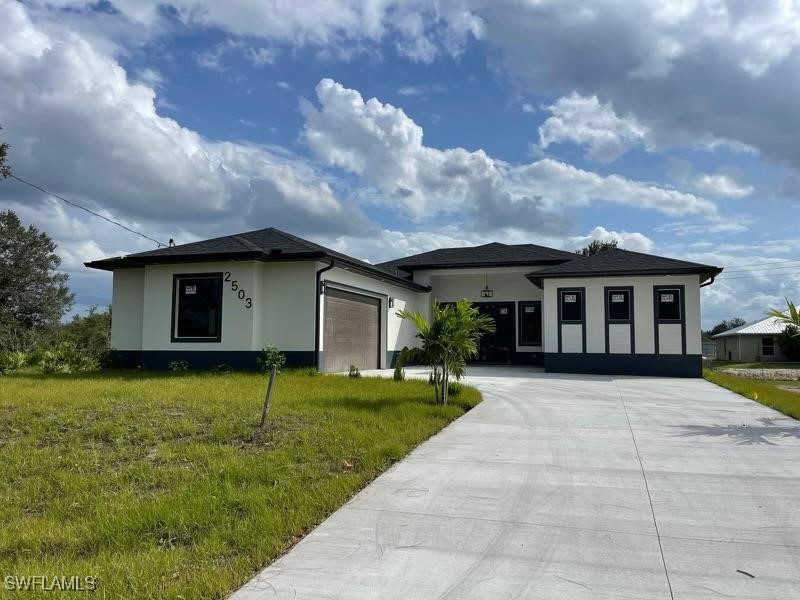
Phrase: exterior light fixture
[
  {"left": 480, "top": 273, "right": 494, "bottom": 298},
  {"left": 388, "top": 297, "right": 395, "bottom": 308}
]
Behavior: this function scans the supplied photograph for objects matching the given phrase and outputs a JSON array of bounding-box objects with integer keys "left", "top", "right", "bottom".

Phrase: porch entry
[{"left": 473, "top": 302, "right": 516, "bottom": 364}]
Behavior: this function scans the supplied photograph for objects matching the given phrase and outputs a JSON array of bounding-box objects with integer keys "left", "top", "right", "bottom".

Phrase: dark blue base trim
[
  {"left": 544, "top": 353, "right": 702, "bottom": 377},
  {"left": 116, "top": 350, "right": 315, "bottom": 370},
  {"left": 512, "top": 351, "right": 544, "bottom": 366}
]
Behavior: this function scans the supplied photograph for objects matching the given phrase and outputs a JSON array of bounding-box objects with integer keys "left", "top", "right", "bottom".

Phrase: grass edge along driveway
[
  {"left": 0, "top": 370, "right": 481, "bottom": 599},
  {"left": 704, "top": 368, "right": 800, "bottom": 420}
]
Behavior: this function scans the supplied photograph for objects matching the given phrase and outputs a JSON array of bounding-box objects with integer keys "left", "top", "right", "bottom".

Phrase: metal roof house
[
  {"left": 86, "top": 227, "right": 722, "bottom": 377},
  {"left": 712, "top": 316, "right": 789, "bottom": 362}
]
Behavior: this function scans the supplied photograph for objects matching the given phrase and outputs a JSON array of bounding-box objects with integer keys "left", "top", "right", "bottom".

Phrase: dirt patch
[{"left": 718, "top": 368, "right": 800, "bottom": 381}]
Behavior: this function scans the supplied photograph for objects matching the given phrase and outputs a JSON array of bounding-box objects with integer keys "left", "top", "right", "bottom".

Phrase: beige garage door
[{"left": 323, "top": 288, "right": 380, "bottom": 373}]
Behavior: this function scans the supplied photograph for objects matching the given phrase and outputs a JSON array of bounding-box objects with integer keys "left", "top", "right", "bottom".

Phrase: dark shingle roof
[
  {"left": 376, "top": 242, "right": 576, "bottom": 275},
  {"left": 85, "top": 227, "right": 427, "bottom": 291},
  {"left": 525, "top": 248, "right": 722, "bottom": 284}
]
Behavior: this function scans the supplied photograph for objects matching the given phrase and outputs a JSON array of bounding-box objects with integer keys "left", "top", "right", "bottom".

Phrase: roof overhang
[
  {"left": 525, "top": 267, "right": 724, "bottom": 288},
  {"left": 84, "top": 251, "right": 429, "bottom": 292}
]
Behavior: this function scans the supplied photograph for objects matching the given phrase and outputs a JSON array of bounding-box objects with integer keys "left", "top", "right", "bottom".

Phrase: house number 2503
[{"left": 224, "top": 272, "right": 252, "bottom": 308}]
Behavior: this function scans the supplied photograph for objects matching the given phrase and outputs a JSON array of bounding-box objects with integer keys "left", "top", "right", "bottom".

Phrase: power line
[
  {"left": 718, "top": 271, "right": 800, "bottom": 281},
  {"left": 721, "top": 258, "right": 800, "bottom": 269},
  {"left": 9, "top": 174, "right": 166, "bottom": 248},
  {"left": 721, "top": 262, "right": 800, "bottom": 274}
]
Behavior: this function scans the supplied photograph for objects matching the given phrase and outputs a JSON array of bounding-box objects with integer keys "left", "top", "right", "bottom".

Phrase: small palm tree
[
  {"left": 768, "top": 298, "right": 800, "bottom": 335},
  {"left": 398, "top": 299, "right": 495, "bottom": 404}
]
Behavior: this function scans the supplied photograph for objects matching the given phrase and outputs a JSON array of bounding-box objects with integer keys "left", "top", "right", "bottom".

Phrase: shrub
[
  {"left": 210, "top": 363, "right": 233, "bottom": 374},
  {"left": 777, "top": 325, "right": 800, "bottom": 361},
  {"left": 257, "top": 345, "right": 286, "bottom": 373},
  {"left": 39, "top": 342, "right": 99, "bottom": 374},
  {"left": 447, "top": 381, "right": 462, "bottom": 397},
  {"left": 348, "top": 365, "right": 361, "bottom": 378},
  {"left": 169, "top": 360, "right": 189, "bottom": 373},
  {"left": 0, "top": 350, "right": 28, "bottom": 375}
]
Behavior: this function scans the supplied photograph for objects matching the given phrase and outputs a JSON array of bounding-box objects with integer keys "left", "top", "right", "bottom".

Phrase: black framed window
[
  {"left": 518, "top": 301, "right": 542, "bottom": 346},
  {"left": 172, "top": 274, "right": 223, "bottom": 341},
  {"left": 607, "top": 289, "right": 631, "bottom": 321},
  {"left": 762, "top": 337, "right": 775, "bottom": 356},
  {"left": 560, "top": 290, "right": 583, "bottom": 322},
  {"left": 656, "top": 288, "right": 681, "bottom": 321}
]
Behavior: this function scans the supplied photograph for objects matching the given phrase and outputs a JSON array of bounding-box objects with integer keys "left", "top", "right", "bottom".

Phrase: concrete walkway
[{"left": 232, "top": 367, "right": 800, "bottom": 599}]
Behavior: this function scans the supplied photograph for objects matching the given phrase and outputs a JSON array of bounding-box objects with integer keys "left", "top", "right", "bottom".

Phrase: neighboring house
[
  {"left": 85, "top": 227, "right": 722, "bottom": 377},
  {"left": 712, "top": 316, "right": 789, "bottom": 362},
  {"left": 701, "top": 335, "right": 717, "bottom": 357}
]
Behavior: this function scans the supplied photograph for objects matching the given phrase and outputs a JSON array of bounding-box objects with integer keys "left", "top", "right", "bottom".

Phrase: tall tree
[
  {"left": 706, "top": 317, "right": 746, "bottom": 337},
  {"left": 576, "top": 239, "right": 618, "bottom": 256},
  {"left": 0, "top": 126, "right": 11, "bottom": 179},
  {"left": 0, "top": 210, "right": 74, "bottom": 350}
]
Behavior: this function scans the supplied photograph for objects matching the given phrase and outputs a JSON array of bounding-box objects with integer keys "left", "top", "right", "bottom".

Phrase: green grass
[
  {"left": 0, "top": 370, "right": 480, "bottom": 598},
  {"left": 704, "top": 369, "right": 800, "bottom": 420},
  {"left": 711, "top": 360, "right": 800, "bottom": 370}
]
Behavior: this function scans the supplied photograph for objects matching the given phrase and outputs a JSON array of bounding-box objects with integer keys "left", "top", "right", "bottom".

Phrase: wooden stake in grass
[{"left": 260, "top": 365, "right": 278, "bottom": 429}]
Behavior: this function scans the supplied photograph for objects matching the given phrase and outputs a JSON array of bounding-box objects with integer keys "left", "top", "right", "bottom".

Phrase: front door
[{"left": 474, "top": 302, "right": 515, "bottom": 363}]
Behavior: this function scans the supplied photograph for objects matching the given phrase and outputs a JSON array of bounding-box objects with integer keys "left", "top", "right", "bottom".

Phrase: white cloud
[
  {"left": 539, "top": 93, "right": 650, "bottom": 162},
  {"left": 521, "top": 102, "right": 535, "bottom": 114},
  {"left": 468, "top": 1, "right": 800, "bottom": 170},
  {"left": 245, "top": 46, "right": 275, "bottom": 66},
  {"left": 301, "top": 78, "right": 717, "bottom": 233},
  {"left": 0, "top": 2, "right": 374, "bottom": 247},
  {"left": 568, "top": 226, "right": 655, "bottom": 253},
  {"left": 693, "top": 173, "right": 754, "bottom": 198}
]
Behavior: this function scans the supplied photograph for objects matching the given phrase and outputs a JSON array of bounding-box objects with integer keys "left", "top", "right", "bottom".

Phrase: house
[
  {"left": 701, "top": 334, "right": 717, "bottom": 357},
  {"left": 712, "top": 316, "right": 788, "bottom": 362},
  {"left": 85, "top": 227, "right": 722, "bottom": 377}
]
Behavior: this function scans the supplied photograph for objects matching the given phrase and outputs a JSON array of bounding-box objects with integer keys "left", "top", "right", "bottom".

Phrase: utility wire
[{"left": 10, "top": 174, "right": 166, "bottom": 248}]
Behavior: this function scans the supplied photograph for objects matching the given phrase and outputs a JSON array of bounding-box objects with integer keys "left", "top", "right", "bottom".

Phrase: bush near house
[{"left": 0, "top": 370, "right": 481, "bottom": 599}]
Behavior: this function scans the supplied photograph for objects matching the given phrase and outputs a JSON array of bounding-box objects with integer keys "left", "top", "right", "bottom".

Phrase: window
[
  {"left": 560, "top": 290, "right": 583, "bottom": 322},
  {"left": 607, "top": 289, "right": 631, "bottom": 321},
  {"left": 656, "top": 288, "right": 681, "bottom": 321},
  {"left": 762, "top": 337, "right": 775, "bottom": 356},
  {"left": 172, "top": 274, "right": 223, "bottom": 341},
  {"left": 518, "top": 301, "right": 542, "bottom": 346}
]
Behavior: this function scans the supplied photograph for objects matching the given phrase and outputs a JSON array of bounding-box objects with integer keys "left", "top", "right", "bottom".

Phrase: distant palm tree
[
  {"left": 768, "top": 298, "right": 799, "bottom": 335},
  {"left": 398, "top": 299, "right": 495, "bottom": 405}
]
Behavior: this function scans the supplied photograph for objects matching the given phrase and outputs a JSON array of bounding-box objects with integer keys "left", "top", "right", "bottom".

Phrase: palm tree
[
  {"left": 768, "top": 298, "right": 800, "bottom": 335},
  {"left": 398, "top": 299, "right": 495, "bottom": 404}
]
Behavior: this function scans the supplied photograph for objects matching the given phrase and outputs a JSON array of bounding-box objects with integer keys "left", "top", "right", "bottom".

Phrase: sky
[{"left": 1, "top": 0, "right": 798, "bottom": 329}]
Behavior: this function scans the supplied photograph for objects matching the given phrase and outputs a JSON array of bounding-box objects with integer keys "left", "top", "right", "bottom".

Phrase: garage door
[{"left": 323, "top": 288, "right": 380, "bottom": 373}]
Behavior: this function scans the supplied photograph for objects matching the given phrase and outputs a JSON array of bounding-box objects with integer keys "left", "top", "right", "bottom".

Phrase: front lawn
[
  {"left": 0, "top": 370, "right": 480, "bottom": 598},
  {"left": 704, "top": 369, "right": 800, "bottom": 420}
]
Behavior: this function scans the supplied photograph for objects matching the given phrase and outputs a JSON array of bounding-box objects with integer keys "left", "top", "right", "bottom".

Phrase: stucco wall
[
  {"left": 543, "top": 274, "right": 703, "bottom": 356},
  {"left": 261, "top": 261, "right": 316, "bottom": 351},
  {"left": 110, "top": 268, "right": 145, "bottom": 350},
  {"left": 413, "top": 267, "right": 544, "bottom": 353},
  {"left": 141, "top": 261, "right": 261, "bottom": 351},
  {"left": 318, "top": 264, "right": 428, "bottom": 368}
]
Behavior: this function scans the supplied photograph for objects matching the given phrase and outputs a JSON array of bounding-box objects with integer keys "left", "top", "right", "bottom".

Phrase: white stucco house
[
  {"left": 86, "top": 227, "right": 722, "bottom": 377},
  {"left": 713, "top": 316, "right": 789, "bottom": 362}
]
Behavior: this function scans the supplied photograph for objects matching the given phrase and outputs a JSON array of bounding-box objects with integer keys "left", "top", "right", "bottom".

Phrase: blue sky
[{"left": 1, "top": 0, "right": 799, "bottom": 328}]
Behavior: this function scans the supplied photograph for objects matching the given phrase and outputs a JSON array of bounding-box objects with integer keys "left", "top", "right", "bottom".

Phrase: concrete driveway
[{"left": 232, "top": 367, "right": 800, "bottom": 599}]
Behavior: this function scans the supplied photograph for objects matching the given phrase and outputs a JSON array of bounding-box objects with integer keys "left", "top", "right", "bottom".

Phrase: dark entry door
[{"left": 474, "top": 302, "right": 515, "bottom": 363}]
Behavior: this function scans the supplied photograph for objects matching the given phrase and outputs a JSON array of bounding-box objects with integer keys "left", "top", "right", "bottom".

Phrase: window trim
[
  {"left": 518, "top": 301, "right": 542, "bottom": 347},
  {"left": 556, "top": 287, "right": 586, "bottom": 353},
  {"left": 171, "top": 272, "right": 224, "bottom": 343},
  {"left": 653, "top": 284, "right": 686, "bottom": 355},
  {"left": 762, "top": 336, "right": 775, "bottom": 356},
  {"left": 604, "top": 286, "right": 635, "bottom": 354}
]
